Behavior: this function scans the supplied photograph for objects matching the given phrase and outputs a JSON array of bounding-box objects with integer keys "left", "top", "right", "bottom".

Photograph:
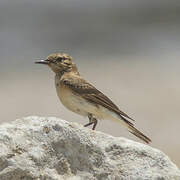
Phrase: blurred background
[{"left": 1, "top": 0, "right": 180, "bottom": 167}]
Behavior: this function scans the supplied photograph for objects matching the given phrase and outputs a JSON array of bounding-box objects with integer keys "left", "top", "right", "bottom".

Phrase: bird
[{"left": 35, "top": 53, "right": 151, "bottom": 143}]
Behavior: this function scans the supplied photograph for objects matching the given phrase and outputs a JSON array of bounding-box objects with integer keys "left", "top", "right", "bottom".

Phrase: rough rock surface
[{"left": 0, "top": 116, "right": 179, "bottom": 180}]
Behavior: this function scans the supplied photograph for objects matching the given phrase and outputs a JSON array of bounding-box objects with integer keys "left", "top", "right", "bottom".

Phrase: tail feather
[
  {"left": 128, "top": 125, "right": 151, "bottom": 144},
  {"left": 120, "top": 115, "right": 151, "bottom": 144}
]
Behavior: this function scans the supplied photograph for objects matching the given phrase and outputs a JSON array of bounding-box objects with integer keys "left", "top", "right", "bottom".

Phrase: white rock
[{"left": 0, "top": 116, "right": 179, "bottom": 180}]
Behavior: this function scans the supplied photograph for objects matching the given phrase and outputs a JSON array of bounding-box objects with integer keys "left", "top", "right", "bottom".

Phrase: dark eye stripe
[{"left": 57, "top": 57, "right": 63, "bottom": 61}]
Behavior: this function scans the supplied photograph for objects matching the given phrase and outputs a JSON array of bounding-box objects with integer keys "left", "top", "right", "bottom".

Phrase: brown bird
[{"left": 35, "top": 53, "right": 151, "bottom": 143}]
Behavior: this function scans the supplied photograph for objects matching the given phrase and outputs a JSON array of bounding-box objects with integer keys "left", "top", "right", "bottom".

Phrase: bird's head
[{"left": 35, "top": 53, "right": 75, "bottom": 74}]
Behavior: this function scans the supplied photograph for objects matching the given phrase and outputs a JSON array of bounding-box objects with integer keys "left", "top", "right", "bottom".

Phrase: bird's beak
[{"left": 35, "top": 59, "right": 49, "bottom": 65}]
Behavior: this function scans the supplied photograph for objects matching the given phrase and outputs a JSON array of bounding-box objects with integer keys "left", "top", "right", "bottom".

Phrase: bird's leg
[
  {"left": 92, "top": 118, "right": 97, "bottom": 130},
  {"left": 84, "top": 114, "right": 94, "bottom": 127},
  {"left": 84, "top": 114, "right": 98, "bottom": 130}
]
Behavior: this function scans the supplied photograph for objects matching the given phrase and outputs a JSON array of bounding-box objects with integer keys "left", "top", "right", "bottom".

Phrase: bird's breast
[{"left": 55, "top": 78, "right": 89, "bottom": 116}]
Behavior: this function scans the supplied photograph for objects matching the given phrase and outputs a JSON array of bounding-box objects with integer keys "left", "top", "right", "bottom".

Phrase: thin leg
[
  {"left": 84, "top": 114, "right": 98, "bottom": 130},
  {"left": 84, "top": 121, "right": 94, "bottom": 127},
  {"left": 92, "top": 119, "right": 97, "bottom": 130}
]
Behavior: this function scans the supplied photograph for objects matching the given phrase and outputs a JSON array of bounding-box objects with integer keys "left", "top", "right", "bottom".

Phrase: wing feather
[{"left": 62, "top": 77, "right": 134, "bottom": 122}]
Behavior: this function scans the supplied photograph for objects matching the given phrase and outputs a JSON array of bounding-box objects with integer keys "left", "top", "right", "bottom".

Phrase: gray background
[{"left": 1, "top": 0, "right": 180, "bottom": 167}]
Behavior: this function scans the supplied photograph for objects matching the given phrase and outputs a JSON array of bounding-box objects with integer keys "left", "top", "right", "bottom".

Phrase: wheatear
[{"left": 35, "top": 53, "right": 151, "bottom": 143}]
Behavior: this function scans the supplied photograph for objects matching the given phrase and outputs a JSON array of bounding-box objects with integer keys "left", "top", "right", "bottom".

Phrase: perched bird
[{"left": 35, "top": 53, "right": 151, "bottom": 143}]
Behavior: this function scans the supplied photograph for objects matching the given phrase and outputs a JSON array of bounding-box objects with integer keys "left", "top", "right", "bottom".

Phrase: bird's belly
[{"left": 56, "top": 85, "right": 100, "bottom": 117}]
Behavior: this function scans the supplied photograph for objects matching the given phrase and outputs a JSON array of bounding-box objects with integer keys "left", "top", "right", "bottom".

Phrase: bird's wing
[{"left": 62, "top": 76, "right": 134, "bottom": 122}]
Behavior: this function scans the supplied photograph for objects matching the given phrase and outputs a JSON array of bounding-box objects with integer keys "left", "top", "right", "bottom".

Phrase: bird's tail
[
  {"left": 120, "top": 116, "right": 151, "bottom": 144},
  {"left": 127, "top": 124, "right": 151, "bottom": 144}
]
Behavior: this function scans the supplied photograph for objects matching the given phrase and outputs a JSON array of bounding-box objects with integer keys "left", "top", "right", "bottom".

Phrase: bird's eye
[{"left": 56, "top": 57, "right": 63, "bottom": 62}]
